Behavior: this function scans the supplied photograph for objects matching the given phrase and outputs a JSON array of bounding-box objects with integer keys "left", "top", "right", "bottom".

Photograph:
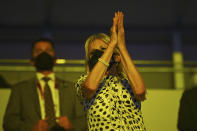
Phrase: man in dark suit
[
  {"left": 3, "top": 38, "right": 87, "bottom": 131},
  {"left": 177, "top": 87, "right": 197, "bottom": 131}
]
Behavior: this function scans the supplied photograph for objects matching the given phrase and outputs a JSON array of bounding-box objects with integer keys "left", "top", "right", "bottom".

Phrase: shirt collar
[{"left": 36, "top": 72, "right": 55, "bottom": 82}]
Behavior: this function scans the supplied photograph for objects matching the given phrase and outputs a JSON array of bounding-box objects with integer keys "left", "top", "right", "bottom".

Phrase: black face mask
[
  {"left": 88, "top": 49, "right": 116, "bottom": 71},
  {"left": 33, "top": 52, "right": 55, "bottom": 72}
]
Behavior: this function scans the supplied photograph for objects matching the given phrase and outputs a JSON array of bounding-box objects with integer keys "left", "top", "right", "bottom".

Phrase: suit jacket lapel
[
  {"left": 57, "top": 78, "right": 73, "bottom": 117},
  {"left": 57, "top": 78, "right": 64, "bottom": 116},
  {"left": 28, "top": 77, "right": 41, "bottom": 119}
]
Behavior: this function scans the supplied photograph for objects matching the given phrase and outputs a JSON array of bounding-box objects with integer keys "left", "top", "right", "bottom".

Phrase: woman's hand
[
  {"left": 109, "top": 12, "right": 118, "bottom": 48},
  {"left": 117, "top": 11, "right": 126, "bottom": 49}
]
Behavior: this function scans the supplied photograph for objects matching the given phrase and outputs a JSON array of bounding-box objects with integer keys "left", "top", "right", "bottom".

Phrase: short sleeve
[{"left": 74, "top": 74, "right": 88, "bottom": 102}]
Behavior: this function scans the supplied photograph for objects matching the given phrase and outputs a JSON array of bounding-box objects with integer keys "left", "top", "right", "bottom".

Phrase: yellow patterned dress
[{"left": 75, "top": 74, "right": 146, "bottom": 131}]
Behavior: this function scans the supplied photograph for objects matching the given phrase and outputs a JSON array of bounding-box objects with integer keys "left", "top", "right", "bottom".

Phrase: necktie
[{"left": 42, "top": 77, "right": 56, "bottom": 128}]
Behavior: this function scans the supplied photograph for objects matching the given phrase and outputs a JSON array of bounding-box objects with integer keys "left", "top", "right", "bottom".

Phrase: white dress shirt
[{"left": 36, "top": 72, "right": 60, "bottom": 121}]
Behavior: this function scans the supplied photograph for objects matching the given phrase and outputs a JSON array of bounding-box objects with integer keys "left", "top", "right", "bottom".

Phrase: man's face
[
  {"left": 31, "top": 41, "right": 55, "bottom": 67},
  {"left": 32, "top": 41, "right": 55, "bottom": 59}
]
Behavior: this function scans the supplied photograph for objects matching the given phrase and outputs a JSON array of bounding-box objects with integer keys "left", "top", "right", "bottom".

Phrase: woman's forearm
[
  {"left": 83, "top": 45, "right": 115, "bottom": 98},
  {"left": 118, "top": 45, "right": 146, "bottom": 101}
]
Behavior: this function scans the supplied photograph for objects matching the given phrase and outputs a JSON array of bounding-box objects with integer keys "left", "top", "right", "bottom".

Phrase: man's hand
[
  {"left": 57, "top": 116, "right": 73, "bottom": 130},
  {"left": 32, "top": 120, "right": 48, "bottom": 131}
]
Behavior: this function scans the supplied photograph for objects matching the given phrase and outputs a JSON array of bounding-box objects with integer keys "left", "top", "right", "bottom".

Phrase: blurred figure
[
  {"left": 75, "top": 12, "right": 146, "bottom": 130},
  {"left": 0, "top": 74, "right": 11, "bottom": 88},
  {"left": 177, "top": 87, "right": 197, "bottom": 131},
  {"left": 3, "top": 38, "right": 86, "bottom": 131}
]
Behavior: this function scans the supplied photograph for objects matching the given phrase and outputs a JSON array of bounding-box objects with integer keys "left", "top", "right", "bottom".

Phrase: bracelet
[{"left": 98, "top": 58, "right": 109, "bottom": 67}]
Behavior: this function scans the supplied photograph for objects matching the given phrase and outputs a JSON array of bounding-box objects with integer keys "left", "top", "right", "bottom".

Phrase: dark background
[{"left": 0, "top": 0, "right": 197, "bottom": 60}]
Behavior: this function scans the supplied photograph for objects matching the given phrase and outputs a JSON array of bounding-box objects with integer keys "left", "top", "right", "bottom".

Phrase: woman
[{"left": 75, "top": 12, "right": 146, "bottom": 131}]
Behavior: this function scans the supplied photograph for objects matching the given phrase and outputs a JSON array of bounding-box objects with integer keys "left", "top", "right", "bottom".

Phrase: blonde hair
[
  {"left": 84, "top": 33, "right": 125, "bottom": 78},
  {"left": 84, "top": 33, "right": 110, "bottom": 73}
]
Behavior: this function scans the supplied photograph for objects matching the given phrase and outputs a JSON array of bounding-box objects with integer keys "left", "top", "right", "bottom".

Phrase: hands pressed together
[{"left": 110, "top": 11, "right": 126, "bottom": 49}]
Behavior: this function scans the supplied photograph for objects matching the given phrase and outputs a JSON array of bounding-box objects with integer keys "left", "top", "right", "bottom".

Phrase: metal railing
[{"left": 0, "top": 59, "right": 197, "bottom": 73}]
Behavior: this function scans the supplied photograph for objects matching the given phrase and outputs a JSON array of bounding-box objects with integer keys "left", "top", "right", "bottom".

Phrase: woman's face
[
  {"left": 88, "top": 39, "right": 121, "bottom": 63},
  {"left": 88, "top": 39, "right": 108, "bottom": 58}
]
